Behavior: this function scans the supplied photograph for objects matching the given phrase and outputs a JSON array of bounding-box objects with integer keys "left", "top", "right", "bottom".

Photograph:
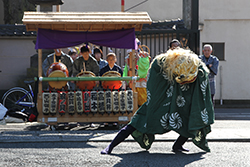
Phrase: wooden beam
[
  {"left": 131, "top": 49, "right": 136, "bottom": 91},
  {"left": 37, "top": 49, "right": 43, "bottom": 118},
  {"left": 22, "top": 12, "right": 152, "bottom": 31}
]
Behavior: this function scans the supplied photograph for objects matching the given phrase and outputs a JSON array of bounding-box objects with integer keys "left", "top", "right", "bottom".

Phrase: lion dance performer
[{"left": 101, "top": 48, "right": 214, "bottom": 154}]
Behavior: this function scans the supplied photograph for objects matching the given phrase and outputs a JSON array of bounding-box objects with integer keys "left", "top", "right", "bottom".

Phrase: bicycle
[{"left": 2, "top": 80, "right": 35, "bottom": 110}]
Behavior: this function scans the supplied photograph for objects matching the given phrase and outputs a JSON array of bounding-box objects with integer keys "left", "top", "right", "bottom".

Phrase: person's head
[
  {"left": 93, "top": 47, "right": 103, "bottom": 61},
  {"left": 136, "top": 38, "right": 141, "bottom": 48},
  {"left": 68, "top": 48, "right": 78, "bottom": 60},
  {"left": 106, "top": 53, "right": 117, "bottom": 67},
  {"left": 54, "top": 49, "right": 62, "bottom": 56},
  {"left": 80, "top": 44, "right": 91, "bottom": 60},
  {"left": 203, "top": 44, "right": 213, "bottom": 58},
  {"left": 169, "top": 39, "right": 180, "bottom": 50}
]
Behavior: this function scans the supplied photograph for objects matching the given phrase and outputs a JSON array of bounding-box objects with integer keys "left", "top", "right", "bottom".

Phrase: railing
[
  {"left": 36, "top": 76, "right": 139, "bottom": 82},
  {"left": 100, "top": 29, "right": 200, "bottom": 67}
]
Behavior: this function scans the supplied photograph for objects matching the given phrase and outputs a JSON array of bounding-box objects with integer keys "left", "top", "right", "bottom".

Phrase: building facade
[{"left": 0, "top": 0, "right": 249, "bottom": 103}]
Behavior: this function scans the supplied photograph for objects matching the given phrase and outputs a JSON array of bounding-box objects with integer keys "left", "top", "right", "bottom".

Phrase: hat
[
  {"left": 169, "top": 39, "right": 180, "bottom": 48},
  {"left": 68, "top": 48, "right": 77, "bottom": 56}
]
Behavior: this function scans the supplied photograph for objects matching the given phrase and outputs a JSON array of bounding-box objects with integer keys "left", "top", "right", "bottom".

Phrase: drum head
[
  {"left": 102, "top": 71, "right": 122, "bottom": 90},
  {"left": 76, "top": 71, "right": 96, "bottom": 90},
  {"left": 48, "top": 70, "right": 67, "bottom": 89}
]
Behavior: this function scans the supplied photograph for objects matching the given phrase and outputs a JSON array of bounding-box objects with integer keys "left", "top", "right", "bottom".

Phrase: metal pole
[
  {"left": 121, "top": 0, "right": 125, "bottom": 12},
  {"left": 220, "top": 65, "right": 223, "bottom": 105}
]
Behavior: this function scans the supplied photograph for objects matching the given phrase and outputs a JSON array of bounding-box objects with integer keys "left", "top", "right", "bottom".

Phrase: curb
[{"left": 1, "top": 138, "right": 250, "bottom": 143}]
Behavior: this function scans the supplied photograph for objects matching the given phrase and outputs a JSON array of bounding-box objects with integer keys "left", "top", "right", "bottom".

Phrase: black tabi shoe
[{"left": 100, "top": 146, "right": 112, "bottom": 155}]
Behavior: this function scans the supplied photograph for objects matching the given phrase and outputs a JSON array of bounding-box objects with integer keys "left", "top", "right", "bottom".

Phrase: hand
[
  {"left": 95, "top": 81, "right": 99, "bottom": 86},
  {"left": 209, "top": 64, "right": 212, "bottom": 68}
]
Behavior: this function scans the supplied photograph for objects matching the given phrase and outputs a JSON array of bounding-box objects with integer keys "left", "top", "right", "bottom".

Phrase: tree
[{"left": 3, "top": 0, "right": 35, "bottom": 24}]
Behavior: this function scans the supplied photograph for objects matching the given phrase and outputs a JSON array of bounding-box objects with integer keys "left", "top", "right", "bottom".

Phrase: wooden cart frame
[{"left": 22, "top": 11, "right": 152, "bottom": 125}]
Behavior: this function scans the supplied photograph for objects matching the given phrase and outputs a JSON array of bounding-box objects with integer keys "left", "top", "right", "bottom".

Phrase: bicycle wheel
[{"left": 2, "top": 87, "right": 33, "bottom": 110}]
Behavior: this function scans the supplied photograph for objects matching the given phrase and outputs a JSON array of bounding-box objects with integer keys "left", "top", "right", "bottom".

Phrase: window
[{"left": 202, "top": 43, "right": 225, "bottom": 61}]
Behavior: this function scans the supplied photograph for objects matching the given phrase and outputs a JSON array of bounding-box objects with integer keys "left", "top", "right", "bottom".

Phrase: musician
[
  {"left": 68, "top": 48, "right": 78, "bottom": 61},
  {"left": 99, "top": 53, "right": 123, "bottom": 77},
  {"left": 100, "top": 53, "right": 123, "bottom": 127},
  {"left": 93, "top": 47, "right": 108, "bottom": 71},
  {"left": 73, "top": 44, "right": 99, "bottom": 76},
  {"left": 42, "top": 49, "right": 73, "bottom": 77}
]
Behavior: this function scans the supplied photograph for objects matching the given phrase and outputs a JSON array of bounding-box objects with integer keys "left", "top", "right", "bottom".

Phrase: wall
[
  {"left": 199, "top": 0, "right": 250, "bottom": 100},
  {"left": 60, "top": 0, "right": 182, "bottom": 20},
  {"left": 0, "top": 37, "right": 36, "bottom": 90},
  {"left": 1, "top": 0, "right": 249, "bottom": 101}
]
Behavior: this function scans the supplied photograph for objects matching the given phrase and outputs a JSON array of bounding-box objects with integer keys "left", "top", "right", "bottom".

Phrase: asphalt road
[
  {"left": 0, "top": 107, "right": 249, "bottom": 167},
  {"left": 214, "top": 108, "right": 250, "bottom": 120},
  {"left": 0, "top": 141, "right": 249, "bottom": 167}
]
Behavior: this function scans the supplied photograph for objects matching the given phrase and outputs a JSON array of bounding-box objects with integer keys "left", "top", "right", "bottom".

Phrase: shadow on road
[
  {"left": 111, "top": 151, "right": 206, "bottom": 167},
  {"left": 0, "top": 142, "right": 96, "bottom": 149},
  {"left": 0, "top": 123, "right": 121, "bottom": 145},
  {"left": 23, "top": 123, "right": 120, "bottom": 131}
]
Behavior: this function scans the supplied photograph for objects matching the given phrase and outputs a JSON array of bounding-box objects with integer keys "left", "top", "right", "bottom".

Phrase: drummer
[
  {"left": 100, "top": 53, "right": 122, "bottom": 127},
  {"left": 73, "top": 44, "right": 99, "bottom": 76},
  {"left": 93, "top": 47, "right": 108, "bottom": 71},
  {"left": 42, "top": 48, "right": 73, "bottom": 77},
  {"left": 99, "top": 53, "right": 123, "bottom": 77},
  {"left": 68, "top": 48, "right": 79, "bottom": 61}
]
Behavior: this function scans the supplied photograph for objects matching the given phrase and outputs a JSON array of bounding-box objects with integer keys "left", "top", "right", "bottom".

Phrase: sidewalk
[{"left": 0, "top": 120, "right": 249, "bottom": 143}]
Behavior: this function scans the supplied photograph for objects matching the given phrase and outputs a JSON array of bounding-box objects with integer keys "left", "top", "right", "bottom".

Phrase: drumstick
[
  {"left": 54, "top": 54, "right": 56, "bottom": 63},
  {"left": 83, "top": 62, "right": 86, "bottom": 72}
]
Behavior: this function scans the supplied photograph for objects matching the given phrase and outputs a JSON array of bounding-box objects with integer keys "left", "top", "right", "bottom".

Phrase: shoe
[
  {"left": 100, "top": 146, "right": 112, "bottom": 155},
  {"left": 172, "top": 147, "right": 189, "bottom": 152}
]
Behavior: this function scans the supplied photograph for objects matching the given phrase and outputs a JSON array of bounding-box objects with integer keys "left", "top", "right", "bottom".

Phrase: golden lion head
[{"left": 156, "top": 48, "right": 207, "bottom": 84}]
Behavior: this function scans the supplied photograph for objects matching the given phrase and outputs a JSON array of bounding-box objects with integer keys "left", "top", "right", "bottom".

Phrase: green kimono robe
[{"left": 130, "top": 57, "right": 214, "bottom": 152}]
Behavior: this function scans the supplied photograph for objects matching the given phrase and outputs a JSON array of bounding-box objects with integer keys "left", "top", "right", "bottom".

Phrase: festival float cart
[{"left": 22, "top": 12, "right": 152, "bottom": 127}]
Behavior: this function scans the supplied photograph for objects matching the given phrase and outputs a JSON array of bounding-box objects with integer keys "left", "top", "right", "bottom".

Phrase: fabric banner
[{"left": 35, "top": 28, "right": 136, "bottom": 50}]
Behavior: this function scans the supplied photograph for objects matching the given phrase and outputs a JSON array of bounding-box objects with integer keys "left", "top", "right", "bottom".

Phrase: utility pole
[
  {"left": 183, "top": 0, "right": 192, "bottom": 29},
  {"left": 183, "top": 0, "right": 199, "bottom": 54},
  {"left": 183, "top": 0, "right": 199, "bottom": 30}
]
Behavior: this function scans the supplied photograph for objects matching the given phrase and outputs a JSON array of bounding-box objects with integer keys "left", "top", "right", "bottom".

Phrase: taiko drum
[
  {"left": 76, "top": 71, "right": 96, "bottom": 90},
  {"left": 46, "top": 62, "right": 69, "bottom": 89},
  {"left": 102, "top": 71, "right": 122, "bottom": 90}
]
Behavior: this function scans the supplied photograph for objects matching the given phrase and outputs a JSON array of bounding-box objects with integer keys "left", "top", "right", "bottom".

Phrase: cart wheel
[{"left": 50, "top": 125, "right": 57, "bottom": 131}]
